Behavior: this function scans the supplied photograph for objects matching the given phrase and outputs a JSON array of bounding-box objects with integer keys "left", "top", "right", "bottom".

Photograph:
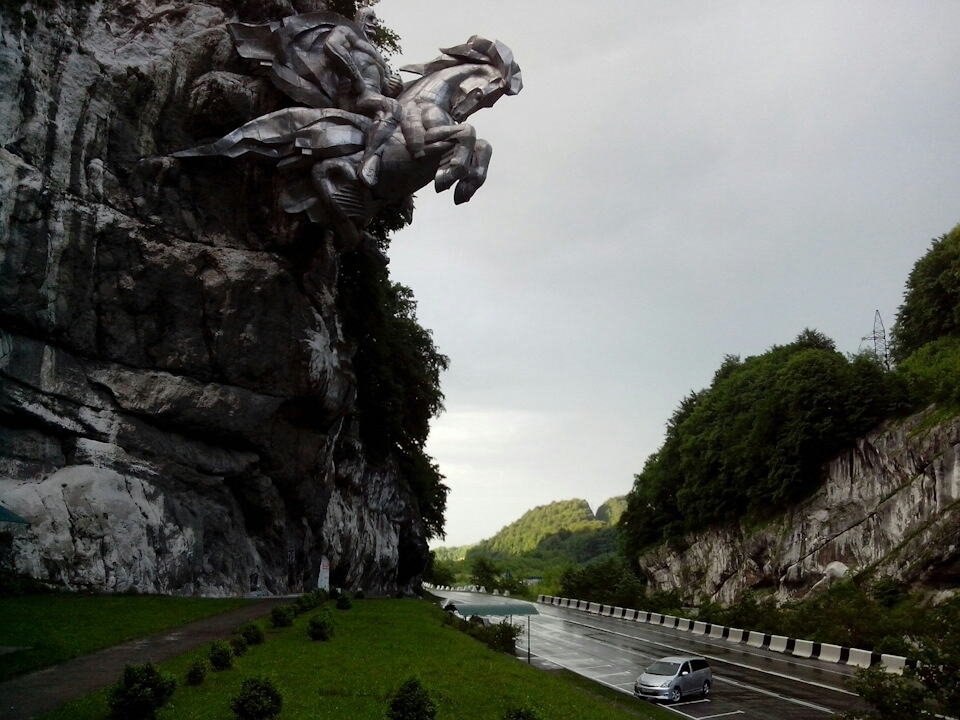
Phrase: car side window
[{"left": 692, "top": 659, "right": 708, "bottom": 672}]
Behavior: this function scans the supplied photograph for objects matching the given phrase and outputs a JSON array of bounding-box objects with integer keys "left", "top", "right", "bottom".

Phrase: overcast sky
[{"left": 375, "top": 1, "right": 960, "bottom": 548}]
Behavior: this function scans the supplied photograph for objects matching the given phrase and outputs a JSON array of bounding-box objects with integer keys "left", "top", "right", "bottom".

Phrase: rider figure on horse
[{"left": 323, "top": 8, "right": 404, "bottom": 187}]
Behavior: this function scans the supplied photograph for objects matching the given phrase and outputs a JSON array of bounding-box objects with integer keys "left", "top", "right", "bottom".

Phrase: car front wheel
[
  {"left": 670, "top": 686, "right": 682, "bottom": 702},
  {"left": 701, "top": 680, "right": 711, "bottom": 697}
]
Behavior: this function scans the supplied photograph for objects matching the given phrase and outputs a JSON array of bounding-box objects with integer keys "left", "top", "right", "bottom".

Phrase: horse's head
[{"left": 401, "top": 36, "right": 522, "bottom": 120}]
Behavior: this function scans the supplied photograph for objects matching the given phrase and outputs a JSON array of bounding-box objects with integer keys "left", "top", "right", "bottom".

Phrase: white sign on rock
[{"left": 318, "top": 556, "right": 330, "bottom": 591}]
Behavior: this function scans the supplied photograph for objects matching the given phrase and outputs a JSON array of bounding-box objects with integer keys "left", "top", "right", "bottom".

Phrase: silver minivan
[{"left": 634, "top": 655, "right": 712, "bottom": 702}]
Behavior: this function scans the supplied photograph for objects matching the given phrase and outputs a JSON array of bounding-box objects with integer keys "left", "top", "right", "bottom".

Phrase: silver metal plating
[{"left": 175, "top": 10, "right": 522, "bottom": 262}]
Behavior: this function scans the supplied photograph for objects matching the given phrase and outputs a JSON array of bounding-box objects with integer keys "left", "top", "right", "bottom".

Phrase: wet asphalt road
[{"left": 437, "top": 591, "right": 868, "bottom": 718}]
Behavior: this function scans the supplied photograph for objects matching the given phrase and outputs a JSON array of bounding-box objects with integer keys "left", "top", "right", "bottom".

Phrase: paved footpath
[{"left": 0, "top": 597, "right": 289, "bottom": 720}]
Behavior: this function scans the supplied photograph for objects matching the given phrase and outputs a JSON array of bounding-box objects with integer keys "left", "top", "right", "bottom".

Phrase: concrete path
[{"left": 0, "top": 597, "right": 288, "bottom": 720}]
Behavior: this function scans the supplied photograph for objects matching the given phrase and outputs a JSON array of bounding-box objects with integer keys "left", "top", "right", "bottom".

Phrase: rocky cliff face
[
  {"left": 0, "top": 0, "right": 429, "bottom": 595},
  {"left": 639, "top": 411, "right": 960, "bottom": 604}
]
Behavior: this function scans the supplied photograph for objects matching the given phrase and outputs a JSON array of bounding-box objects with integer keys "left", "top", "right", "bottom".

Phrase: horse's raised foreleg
[
  {"left": 424, "top": 123, "right": 476, "bottom": 192},
  {"left": 453, "top": 139, "right": 492, "bottom": 205}
]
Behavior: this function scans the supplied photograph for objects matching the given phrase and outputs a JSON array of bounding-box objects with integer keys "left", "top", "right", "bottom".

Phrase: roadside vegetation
[{"left": 40, "top": 595, "right": 675, "bottom": 720}]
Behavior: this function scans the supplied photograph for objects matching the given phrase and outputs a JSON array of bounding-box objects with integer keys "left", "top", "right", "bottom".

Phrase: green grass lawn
[
  {"left": 42, "top": 598, "right": 675, "bottom": 720},
  {"left": 0, "top": 594, "right": 253, "bottom": 679}
]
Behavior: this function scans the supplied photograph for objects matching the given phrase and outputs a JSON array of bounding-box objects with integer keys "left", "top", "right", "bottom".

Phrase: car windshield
[{"left": 646, "top": 661, "right": 680, "bottom": 676}]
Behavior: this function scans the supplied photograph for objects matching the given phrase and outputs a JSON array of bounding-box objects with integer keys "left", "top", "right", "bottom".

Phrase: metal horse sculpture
[{"left": 175, "top": 12, "right": 522, "bottom": 262}]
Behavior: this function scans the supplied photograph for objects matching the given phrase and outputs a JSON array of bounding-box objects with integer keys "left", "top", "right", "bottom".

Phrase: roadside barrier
[{"left": 536, "top": 595, "right": 909, "bottom": 674}]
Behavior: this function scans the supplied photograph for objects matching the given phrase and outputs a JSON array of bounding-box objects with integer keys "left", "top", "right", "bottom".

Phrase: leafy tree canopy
[
  {"left": 336, "top": 216, "right": 449, "bottom": 539},
  {"left": 891, "top": 223, "right": 960, "bottom": 364},
  {"left": 595, "top": 496, "right": 627, "bottom": 525},
  {"left": 468, "top": 499, "right": 606, "bottom": 557}
]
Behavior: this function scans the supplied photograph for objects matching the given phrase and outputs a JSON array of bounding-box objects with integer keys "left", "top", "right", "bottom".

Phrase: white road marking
[{"left": 711, "top": 675, "right": 835, "bottom": 714}]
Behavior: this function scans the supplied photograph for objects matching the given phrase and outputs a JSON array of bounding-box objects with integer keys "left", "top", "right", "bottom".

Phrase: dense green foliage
[
  {"left": 422, "top": 551, "right": 458, "bottom": 587},
  {"left": 307, "top": 610, "right": 335, "bottom": 641},
  {"left": 336, "top": 595, "right": 353, "bottom": 610},
  {"left": 269, "top": 605, "right": 295, "bottom": 629},
  {"left": 337, "top": 250, "right": 449, "bottom": 539},
  {"left": 386, "top": 678, "right": 437, "bottom": 720},
  {"left": 895, "top": 336, "right": 960, "bottom": 409},
  {"left": 502, "top": 709, "right": 543, "bottom": 720},
  {"left": 441, "top": 611, "right": 523, "bottom": 655},
  {"left": 838, "top": 595, "right": 960, "bottom": 719},
  {"left": 470, "top": 500, "right": 605, "bottom": 557},
  {"left": 620, "top": 330, "right": 903, "bottom": 553},
  {"left": 559, "top": 557, "right": 646, "bottom": 610},
  {"left": 594, "top": 497, "right": 627, "bottom": 525},
  {"left": 468, "top": 556, "right": 501, "bottom": 590},
  {"left": 0, "top": 594, "right": 251, "bottom": 680},
  {"left": 230, "top": 676, "right": 283, "bottom": 720},
  {"left": 108, "top": 663, "right": 176, "bottom": 720},
  {"left": 230, "top": 636, "right": 248, "bottom": 657},
  {"left": 186, "top": 658, "right": 209, "bottom": 686},
  {"left": 238, "top": 623, "right": 264, "bottom": 647},
  {"left": 891, "top": 223, "right": 960, "bottom": 363},
  {"left": 209, "top": 641, "right": 234, "bottom": 671}
]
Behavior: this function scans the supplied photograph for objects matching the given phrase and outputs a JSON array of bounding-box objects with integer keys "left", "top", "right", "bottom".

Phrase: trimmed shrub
[
  {"left": 295, "top": 593, "right": 319, "bottom": 615},
  {"left": 270, "top": 604, "right": 296, "bottom": 628},
  {"left": 209, "top": 640, "right": 234, "bottom": 671},
  {"left": 354, "top": 590, "right": 365, "bottom": 600},
  {"left": 239, "top": 623, "right": 265, "bottom": 646},
  {"left": 488, "top": 622, "right": 522, "bottom": 654},
  {"left": 503, "top": 709, "right": 543, "bottom": 720},
  {"left": 108, "top": 663, "right": 176, "bottom": 720},
  {"left": 307, "top": 610, "right": 335, "bottom": 641},
  {"left": 185, "top": 657, "right": 209, "bottom": 686},
  {"left": 386, "top": 678, "right": 436, "bottom": 720},
  {"left": 336, "top": 595, "right": 353, "bottom": 610},
  {"left": 230, "top": 676, "right": 283, "bottom": 720},
  {"left": 231, "top": 636, "right": 249, "bottom": 657}
]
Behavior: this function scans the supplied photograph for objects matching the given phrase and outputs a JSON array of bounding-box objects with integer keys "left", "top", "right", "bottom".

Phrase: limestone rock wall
[
  {"left": 638, "top": 412, "right": 960, "bottom": 603},
  {"left": 0, "top": 0, "right": 429, "bottom": 595}
]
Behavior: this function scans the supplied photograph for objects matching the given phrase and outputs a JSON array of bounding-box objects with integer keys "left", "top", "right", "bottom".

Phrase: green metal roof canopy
[
  {"left": 443, "top": 601, "right": 539, "bottom": 617},
  {"left": 0, "top": 506, "right": 29, "bottom": 525}
]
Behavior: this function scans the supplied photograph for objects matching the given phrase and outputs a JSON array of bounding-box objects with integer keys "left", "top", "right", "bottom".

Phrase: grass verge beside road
[
  {"left": 41, "top": 597, "right": 675, "bottom": 720},
  {"left": 0, "top": 594, "right": 253, "bottom": 679}
]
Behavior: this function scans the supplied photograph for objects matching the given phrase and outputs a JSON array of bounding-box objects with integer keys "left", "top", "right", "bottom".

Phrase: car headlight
[{"left": 660, "top": 680, "right": 672, "bottom": 687}]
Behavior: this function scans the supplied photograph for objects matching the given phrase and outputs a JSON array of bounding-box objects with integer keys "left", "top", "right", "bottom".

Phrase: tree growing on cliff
[
  {"left": 337, "top": 246, "right": 450, "bottom": 539},
  {"left": 891, "top": 223, "right": 960, "bottom": 364},
  {"left": 619, "top": 330, "right": 900, "bottom": 554}
]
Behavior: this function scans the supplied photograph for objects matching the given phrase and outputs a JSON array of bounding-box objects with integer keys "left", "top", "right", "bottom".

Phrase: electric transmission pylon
[{"left": 861, "top": 310, "right": 890, "bottom": 370}]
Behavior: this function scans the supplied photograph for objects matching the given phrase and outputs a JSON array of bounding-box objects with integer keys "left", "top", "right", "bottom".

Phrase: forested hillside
[
  {"left": 428, "top": 497, "right": 626, "bottom": 594},
  {"left": 471, "top": 499, "right": 604, "bottom": 556}
]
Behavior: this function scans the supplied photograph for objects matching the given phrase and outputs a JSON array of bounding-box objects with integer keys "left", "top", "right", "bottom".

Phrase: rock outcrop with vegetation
[
  {"left": 638, "top": 409, "right": 960, "bottom": 603},
  {"left": 0, "top": 0, "right": 444, "bottom": 595}
]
